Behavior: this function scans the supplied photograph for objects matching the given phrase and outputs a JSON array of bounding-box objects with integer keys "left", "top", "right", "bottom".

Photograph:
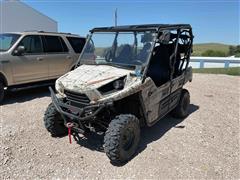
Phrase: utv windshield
[
  {"left": 79, "top": 31, "right": 156, "bottom": 68},
  {"left": 0, "top": 33, "right": 20, "bottom": 51}
]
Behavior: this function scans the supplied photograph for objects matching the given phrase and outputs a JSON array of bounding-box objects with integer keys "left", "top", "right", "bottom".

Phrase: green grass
[
  {"left": 193, "top": 67, "right": 240, "bottom": 76},
  {"left": 192, "top": 43, "right": 230, "bottom": 56}
]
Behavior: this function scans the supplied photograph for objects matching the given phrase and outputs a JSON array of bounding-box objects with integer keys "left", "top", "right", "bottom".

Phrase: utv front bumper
[{"left": 49, "top": 87, "right": 112, "bottom": 122}]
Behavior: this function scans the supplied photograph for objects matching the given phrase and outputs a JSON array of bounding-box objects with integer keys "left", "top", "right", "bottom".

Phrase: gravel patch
[{"left": 0, "top": 73, "right": 239, "bottom": 179}]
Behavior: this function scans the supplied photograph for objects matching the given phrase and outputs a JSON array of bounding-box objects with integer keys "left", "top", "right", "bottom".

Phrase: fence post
[
  {"left": 224, "top": 61, "right": 230, "bottom": 68},
  {"left": 200, "top": 60, "right": 204, "bottom": 68}
]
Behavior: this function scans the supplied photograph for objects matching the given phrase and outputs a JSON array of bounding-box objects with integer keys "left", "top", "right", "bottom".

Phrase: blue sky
[{"left": 23, "top": 0, "right": 239, "bottom": 45}]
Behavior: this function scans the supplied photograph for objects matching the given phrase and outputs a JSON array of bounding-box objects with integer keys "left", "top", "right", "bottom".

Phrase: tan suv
[{"left": 0, "top": 31, "right": 86, "bottom": 103}]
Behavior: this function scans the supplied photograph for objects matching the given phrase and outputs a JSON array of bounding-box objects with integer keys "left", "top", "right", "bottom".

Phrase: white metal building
[{"left": 0, "top": 0, "right": 58, "bottom": 32}]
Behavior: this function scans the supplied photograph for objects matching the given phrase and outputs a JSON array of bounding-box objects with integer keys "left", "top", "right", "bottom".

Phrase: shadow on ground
[
  {"left": 74, "top": 132, "right": 105, "bottom": 152},
  {"left": 73, "top": 104, "right": 200, "bottom": 165},
  {"left": 2, "top": 86, "right": 52, "bottom": 105},
  {"left": 138, "top": 104, "right": 199, "bottom": 152}
]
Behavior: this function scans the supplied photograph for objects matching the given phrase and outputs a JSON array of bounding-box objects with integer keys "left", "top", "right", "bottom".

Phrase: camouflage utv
[{"left": 44, "top": 24, "right": 193, "bottom": 163}]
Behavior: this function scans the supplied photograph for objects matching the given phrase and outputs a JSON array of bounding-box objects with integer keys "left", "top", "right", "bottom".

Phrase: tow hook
[{"left": 66, "top": 122, "right": 74, "bottom": 144}]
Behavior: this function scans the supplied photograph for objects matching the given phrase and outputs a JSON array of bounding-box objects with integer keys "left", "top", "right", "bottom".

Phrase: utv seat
[
  {"left": 147, "top": 44, "right": 171, "bottom": 86},
  {"left": 114, "top": 44, "right": 133, "bottom": 64}
]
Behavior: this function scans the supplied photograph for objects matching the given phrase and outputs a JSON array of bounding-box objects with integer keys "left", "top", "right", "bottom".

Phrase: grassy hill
[
  {"left": 192, "top": 43, "right": 230, "bottom": 56},
  {"left": 95, "top": 43, "right": 237, "bottom": 57}
]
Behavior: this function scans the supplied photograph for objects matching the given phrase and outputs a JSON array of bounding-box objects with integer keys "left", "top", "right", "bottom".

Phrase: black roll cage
[
  {"left": 142, "top": 26, "right": 193, "bottom": 83},
  {"left": 75, "top": 24, "right": 193, "bottom": 83}
]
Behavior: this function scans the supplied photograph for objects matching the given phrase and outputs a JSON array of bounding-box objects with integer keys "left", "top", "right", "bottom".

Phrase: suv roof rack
[
  {"left": 37, "top": 31, "right": 72, "bottom": 35},
  {"left": 23, "top": 30, "right": 80, "bottom": 36}
]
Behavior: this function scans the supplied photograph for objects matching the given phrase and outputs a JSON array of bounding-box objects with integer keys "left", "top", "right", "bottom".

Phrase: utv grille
[{"left": 65, "top": 90, "right": 90, "bottom": 104}]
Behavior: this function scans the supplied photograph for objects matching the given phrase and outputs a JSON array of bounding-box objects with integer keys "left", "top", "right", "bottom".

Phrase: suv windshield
[
  {"left": 0, "top": 33, "right": 20, "bottom": 51},
  {"left": 80, "top": 31, "right": 156, "bottom": 68}
]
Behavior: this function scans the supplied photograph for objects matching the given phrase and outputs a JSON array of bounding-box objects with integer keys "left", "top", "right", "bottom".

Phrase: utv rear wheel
[
  {"left": 171, "top": 89, "right": 190, "bottom": 118},
  {"left": 104, "top": 114, "right": 140, "bottom": 164},
  {"left": 0, "top": 81, "right": 4, "bottom": 103},
  {"left": 44, "top": 103, "right": 67, "bottom": 137}
]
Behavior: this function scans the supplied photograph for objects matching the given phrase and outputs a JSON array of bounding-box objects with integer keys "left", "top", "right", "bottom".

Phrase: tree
[
  {"left": 229, "top": 46, "right": 235, "bottom": 55},
  {"left": 228, "top": 45, "right": 240, "bottom": 56}
]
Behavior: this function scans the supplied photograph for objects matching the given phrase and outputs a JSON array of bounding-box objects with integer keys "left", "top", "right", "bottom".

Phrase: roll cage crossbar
[{"left": 90, "top": 24, "right": 192, "bottom": 32}]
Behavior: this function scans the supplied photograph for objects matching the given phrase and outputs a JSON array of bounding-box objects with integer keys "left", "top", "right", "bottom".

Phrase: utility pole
[{"left": 114, "top": 8, "right": 117, "bottom": 26}]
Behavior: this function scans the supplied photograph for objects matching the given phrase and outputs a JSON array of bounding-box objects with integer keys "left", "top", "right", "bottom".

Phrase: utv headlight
[
  {"left": 98, "top": 77, "right": 126, "bottom": 95},
  {"left": 113, "top": 79, "right": 124, "bottom": 90},
  {"left": 55, "top": 80, "right": 64, "bottom": 94}
]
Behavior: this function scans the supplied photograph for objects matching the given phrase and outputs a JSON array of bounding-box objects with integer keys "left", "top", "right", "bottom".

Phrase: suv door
[
  {"left": 42, "top": 35, "right": 72, "bottom": 79},
  {"left": 11, "top": 35, "right": 48, "bottom": 83}
]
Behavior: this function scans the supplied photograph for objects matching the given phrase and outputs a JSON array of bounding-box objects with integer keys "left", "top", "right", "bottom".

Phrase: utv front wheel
[
  {"left": 44, "top": 103, "right": 67, "bottom": 137},
  {"left": 104, "top": 114, "right": 140, "bottom": 164},
  {"left": 171, "top": 89, "right": 190, "bottom": 118}
]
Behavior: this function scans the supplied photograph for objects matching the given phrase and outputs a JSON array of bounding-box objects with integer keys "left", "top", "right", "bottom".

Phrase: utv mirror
[{"left": 13, "top": 46, "right": 25, "bottom": 56}]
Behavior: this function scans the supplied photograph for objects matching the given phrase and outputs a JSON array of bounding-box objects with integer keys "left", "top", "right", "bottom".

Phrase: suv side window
[
  {"left": 43, "top": 35, "right": 68, "bottom": 53},
  {"left": 66, "top": 37, "right": 85, "bottom": 53},
  {"left": 18, "top": 35, "right": 43, "bottom": 54}
]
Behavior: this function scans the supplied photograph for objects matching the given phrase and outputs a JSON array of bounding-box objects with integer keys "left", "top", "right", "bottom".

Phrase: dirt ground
[{"left": 0, "top": 73, "right": 239, "bottom": 179}]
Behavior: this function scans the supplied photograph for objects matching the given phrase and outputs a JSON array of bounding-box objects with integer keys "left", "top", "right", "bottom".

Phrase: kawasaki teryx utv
[{"left": 44, "top": 24, "right": 193, "bottom": 163}]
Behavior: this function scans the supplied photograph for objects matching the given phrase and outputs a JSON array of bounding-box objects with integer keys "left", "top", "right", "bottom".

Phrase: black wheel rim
[{"left": 122, "top": 128, "right": 135, "bottom": 151}]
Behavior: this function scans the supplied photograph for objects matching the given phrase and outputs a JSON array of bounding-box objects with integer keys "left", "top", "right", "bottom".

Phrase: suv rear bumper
[{"left": 49, "top": 87, "right": 112, "bottom": 121}]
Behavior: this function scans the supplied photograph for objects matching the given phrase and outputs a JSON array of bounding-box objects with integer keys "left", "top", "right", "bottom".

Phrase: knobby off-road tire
[
  {"left": 104, "top": 114, "right": 140, "bottom": 164},
  {"left": 44, "top": 103, "right": 67, "bottom": 137},
  {"left": 0, "top": 81, "right": 4, "bottom": 103},
  {"left": 171, "top": 89, "right": 190, "bottom": 118}
]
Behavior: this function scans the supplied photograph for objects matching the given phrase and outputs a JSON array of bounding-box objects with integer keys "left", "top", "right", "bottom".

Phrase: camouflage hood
[{"left": 58, "top": 64, "right": 133, "bottom": 92}]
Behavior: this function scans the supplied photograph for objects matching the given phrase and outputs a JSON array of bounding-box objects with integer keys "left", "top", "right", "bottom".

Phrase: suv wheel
[
  {"left": 104, "top": 114, "right": 140, "bottom": 164},
  {"left": 44, "top": 103, "right": 67, "bottom": 137},
  {"left": 0, "top": 81, "right": 4, "bottom": 103},
  {"left": 171, "top": 89, "right": 190, "bottom": 118}
]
